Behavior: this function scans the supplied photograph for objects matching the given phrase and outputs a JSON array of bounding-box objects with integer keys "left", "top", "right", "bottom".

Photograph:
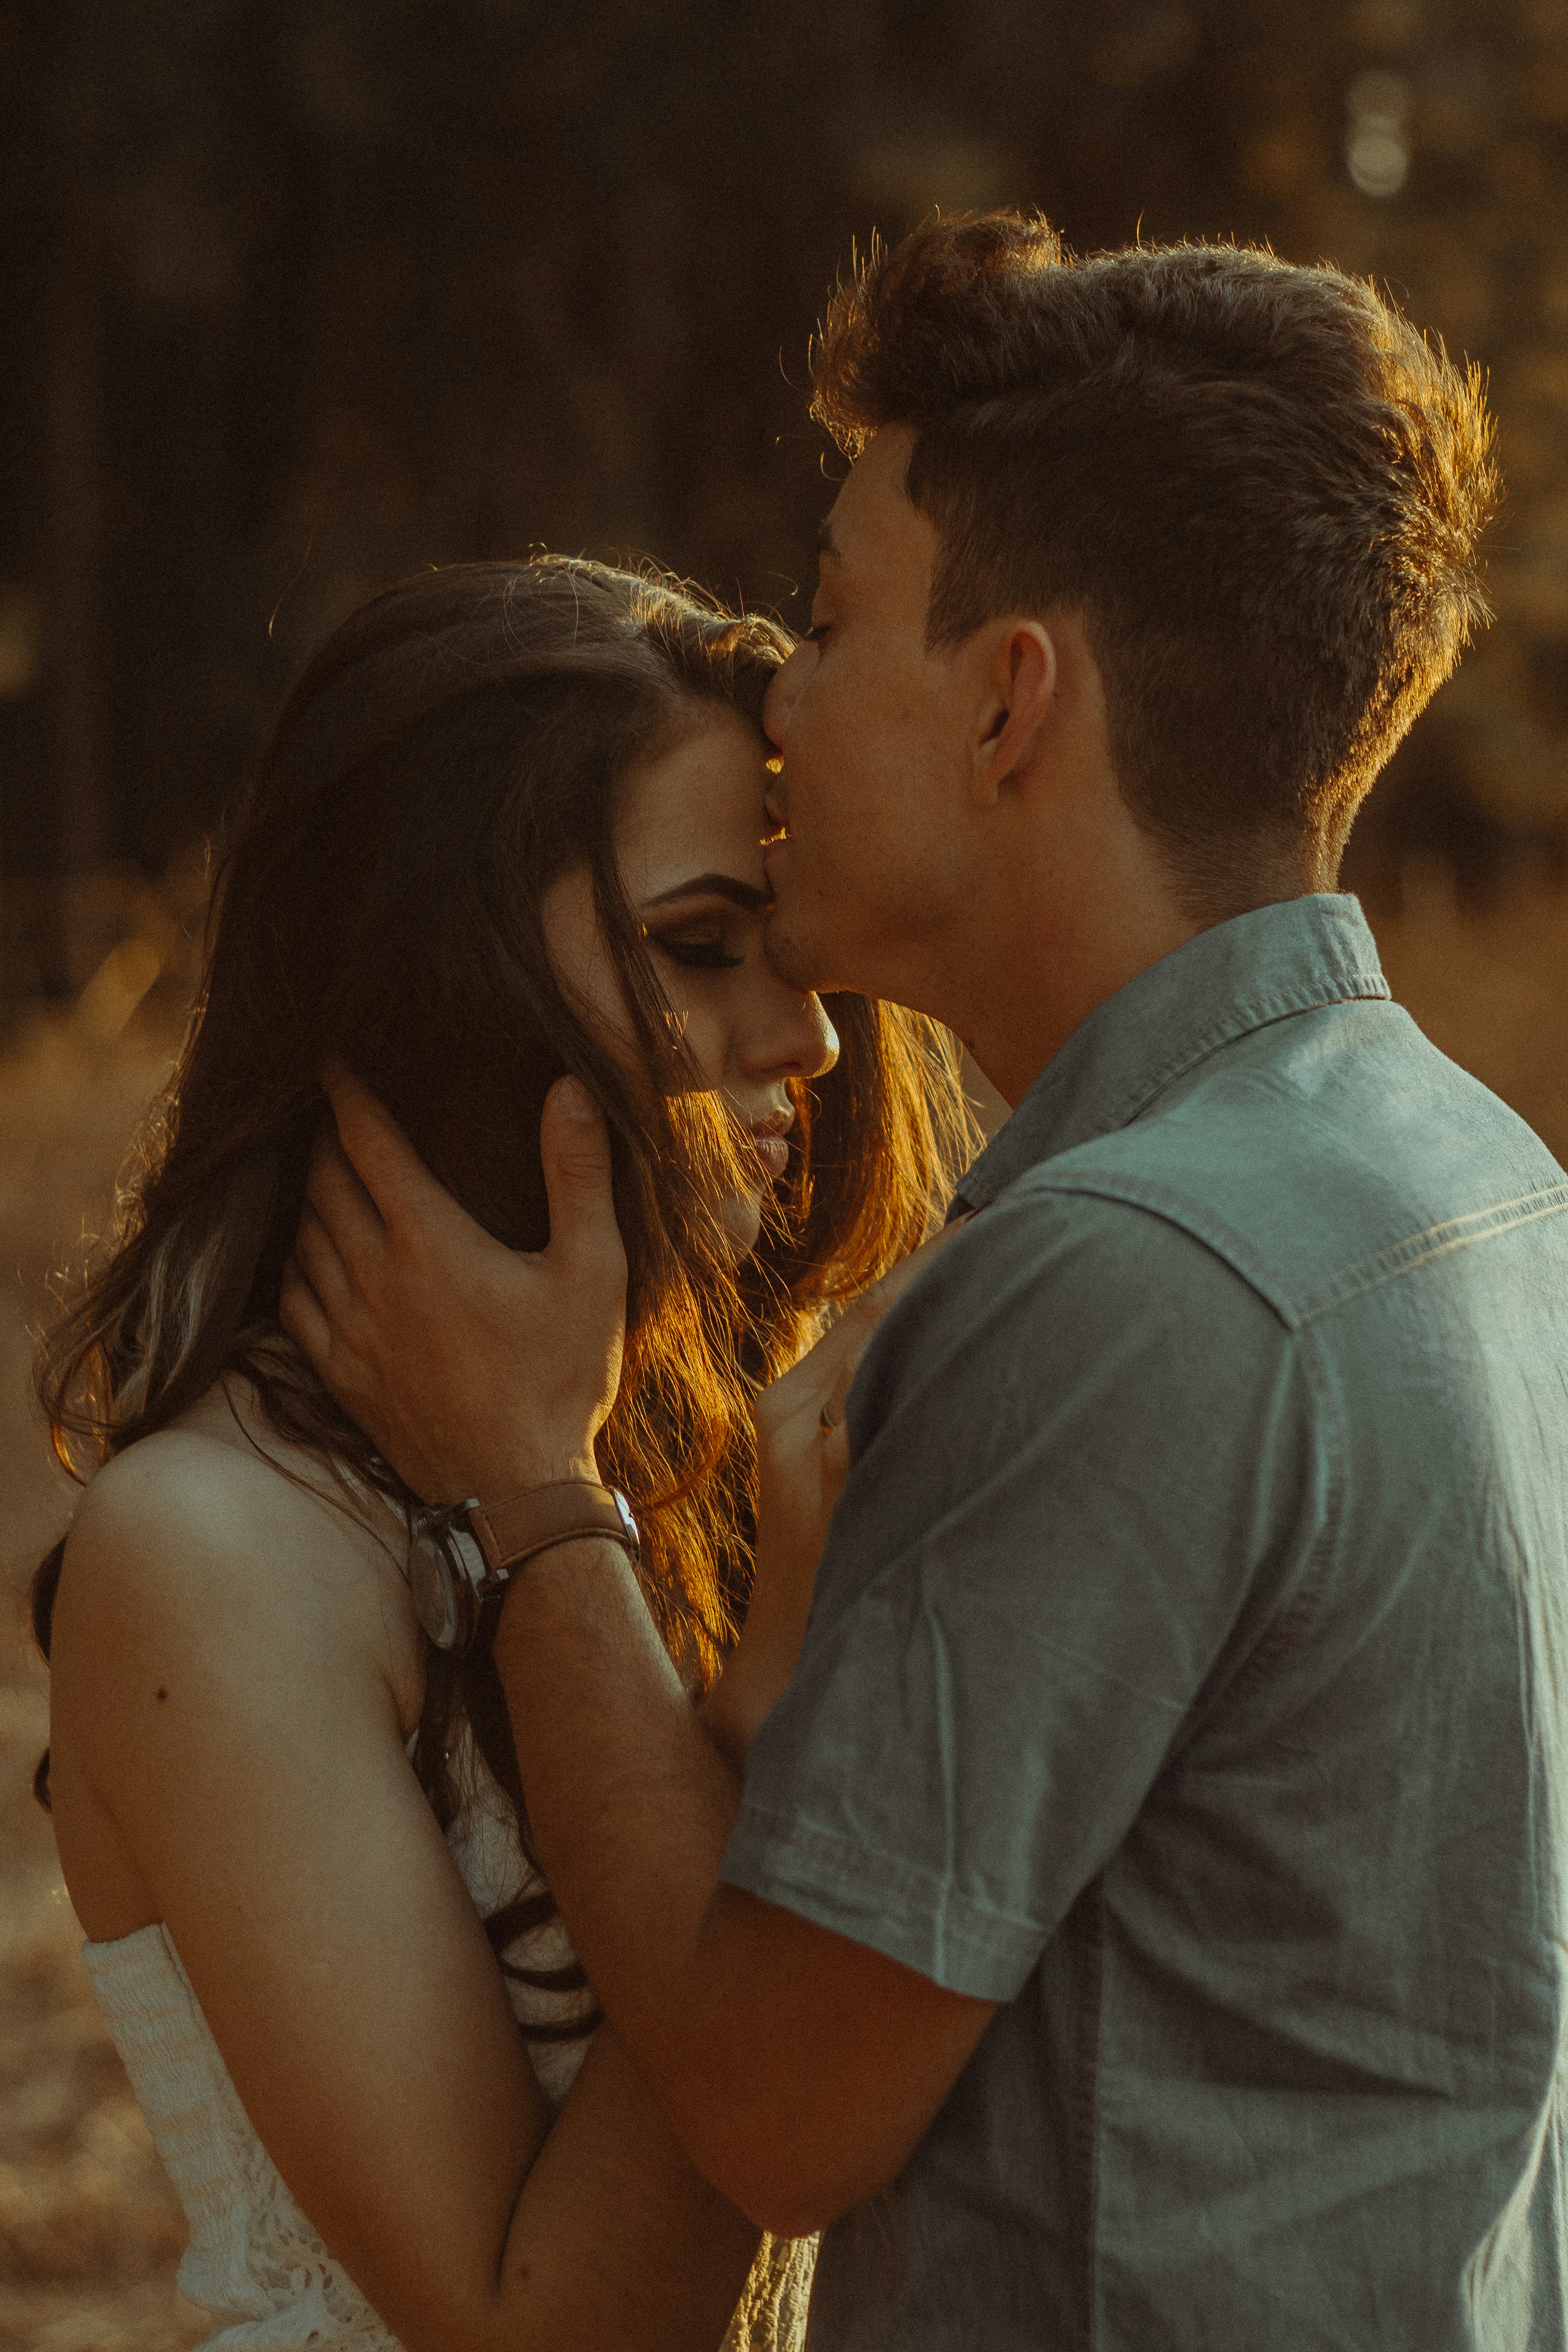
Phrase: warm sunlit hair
[
  {"left": 812, "top": 210, "right": 1500, "bottom": 913},
  {"left": 31, "top": 557, "right": 975, "bottom": 2019}
]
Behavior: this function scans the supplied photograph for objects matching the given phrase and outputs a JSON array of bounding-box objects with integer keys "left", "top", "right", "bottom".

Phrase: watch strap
[
  {"left": 409, "top": 1482, "right": 639, "bottom": 1657},
  {"left": 467, "top": 1480, "right": 640, "bottom": 1578}
]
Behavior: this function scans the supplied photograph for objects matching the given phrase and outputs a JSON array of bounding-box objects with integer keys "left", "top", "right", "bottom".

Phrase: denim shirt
[{"left": 723, "top": 895, "right": 1568, "bottom": 2351}]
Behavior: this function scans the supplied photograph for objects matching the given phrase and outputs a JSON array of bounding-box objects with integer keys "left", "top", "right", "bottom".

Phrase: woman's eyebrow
[{"left": 640, "top": 873, "right": 770, "bottom": 913}]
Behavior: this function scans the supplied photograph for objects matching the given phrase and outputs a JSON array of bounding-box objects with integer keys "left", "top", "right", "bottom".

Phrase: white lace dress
[{"left": 82, "top": 1727, "right": 814, "bottom": 2350}]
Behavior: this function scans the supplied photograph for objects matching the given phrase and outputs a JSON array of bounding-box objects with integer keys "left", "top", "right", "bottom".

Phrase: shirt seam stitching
[
  {"left": 949, "top": 1174, "right": 1568, "bottom": 1342},
  {"left": 1190, "top": 1313, "right": 1346, "bottom": 1733},
  {"left": 1287, "top": 1185, "right": 1568, "bottom": 1323},
  {"left": 989, "top": 1170, "right": 1303, "bottom": 1328},
  {"left": 1074, "top": 1878, "right": 1107, "bottom": 2352}
]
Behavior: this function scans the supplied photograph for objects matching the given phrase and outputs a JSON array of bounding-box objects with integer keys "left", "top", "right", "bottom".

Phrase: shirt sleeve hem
[{"left": 720, "top": 1801, "right": 1043, "bottom": 2005}]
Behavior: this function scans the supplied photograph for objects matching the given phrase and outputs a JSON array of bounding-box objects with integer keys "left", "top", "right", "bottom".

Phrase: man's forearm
[
  {"left": 283, "top": 1077, "right": 997, "bottom": 2226},
  {"left": 493, "top": 1540, "right": 998, "bottom": 2236},
  {"left": 495, "top": 1539, "right": 735, "bottom": 1995},
  {"left": 491, "top": 1545, "right": 754, "bottom": 2158}
]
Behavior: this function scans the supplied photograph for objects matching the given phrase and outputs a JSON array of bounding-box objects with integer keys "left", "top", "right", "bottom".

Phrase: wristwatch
[{"left": 410, "top": 1480, "right": 640, "bottom": 1655}]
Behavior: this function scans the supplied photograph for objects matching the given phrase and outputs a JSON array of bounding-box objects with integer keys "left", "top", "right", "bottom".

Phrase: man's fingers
[
  {"left": 861, "top": 1214, "right": 970, "bottom": 1309},
  {"left": 322, "top": 1064, "right": 452, "bottom": 1237},
  {"left": 294, "top": 1198, "right": 354, "bottom": 1315},
  {"left": 279, "top": 1254, "right": 333, "bottom": 1373},
  {"left": 540, "top": 1078, "right": 627, "bottom": 1293},
  {"left": 304, "top": 1121, "right": 388, "bottom": 1288},
  {"left": 766, "top": 1214, "right": 976, "bottom": 1428},
  {"left": 829, "top": 1216, "right": 973, "bottom": 1366}
]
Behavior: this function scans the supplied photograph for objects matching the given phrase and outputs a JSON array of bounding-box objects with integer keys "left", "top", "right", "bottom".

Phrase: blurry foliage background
[
  {"left": 4, "top": 0, "right": 1568, "bottom": 973},
  {"left": 4, "top": 5, "right": 1568, "bottom": 2347}
]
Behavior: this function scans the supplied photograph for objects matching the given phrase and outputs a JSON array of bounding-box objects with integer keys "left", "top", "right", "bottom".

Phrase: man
[{"left": 284, "top": 215, "right": 1568, "bottom": 2345}]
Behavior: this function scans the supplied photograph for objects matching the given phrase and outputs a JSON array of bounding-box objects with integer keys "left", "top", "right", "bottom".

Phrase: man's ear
[{"left": 972, "top": 622, "right": 1057, "bottom": 804}]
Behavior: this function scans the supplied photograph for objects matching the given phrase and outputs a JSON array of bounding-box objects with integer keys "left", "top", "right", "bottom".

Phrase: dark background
[{"left": 3, "top": 0, "right": 1568, "bottom": 996}]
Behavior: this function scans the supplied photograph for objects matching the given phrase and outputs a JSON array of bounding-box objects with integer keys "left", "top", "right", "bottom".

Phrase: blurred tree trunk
[{"left": 45, "top": 96, "right": 110, "bottom": 991}]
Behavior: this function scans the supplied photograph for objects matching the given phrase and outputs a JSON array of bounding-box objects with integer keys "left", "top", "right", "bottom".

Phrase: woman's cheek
[
  {"left": 716, "top": 1184, "right": 765, "bottom": 1260},
  {"left": 674, "top": 1001, "right": 726, "bottom": 1095}
]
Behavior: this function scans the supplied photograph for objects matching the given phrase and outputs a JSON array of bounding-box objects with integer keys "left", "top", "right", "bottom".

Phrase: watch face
[
  {"left": 611, "top": 1489, "right": 640, "bottom": 1559},
  {"left": 409, "top": 1530, "right": 464, "bottom": 1651}
]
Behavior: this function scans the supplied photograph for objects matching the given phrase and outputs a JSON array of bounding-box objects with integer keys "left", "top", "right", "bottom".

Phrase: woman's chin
[{"left": 715, "top": 1185, "right": 766, "bottom": 1260}]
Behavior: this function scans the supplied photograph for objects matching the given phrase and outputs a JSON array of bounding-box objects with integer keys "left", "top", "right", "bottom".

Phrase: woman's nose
[
  {"left": 742, "top": 983, "right": 839, "bottom": 1082},
  {"left": 762, "top": 640, "right": 816, "bottom": 747}
]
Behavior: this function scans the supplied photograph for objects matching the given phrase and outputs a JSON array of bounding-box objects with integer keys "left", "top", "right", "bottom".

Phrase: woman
[{"left": 30, "top": 556, "right": 971, "bottom": 2352}]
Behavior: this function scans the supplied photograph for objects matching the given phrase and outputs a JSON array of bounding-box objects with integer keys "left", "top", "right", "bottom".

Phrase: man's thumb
[{"left": 540, "top": 1078, "right": 624, "bottom": 1277}]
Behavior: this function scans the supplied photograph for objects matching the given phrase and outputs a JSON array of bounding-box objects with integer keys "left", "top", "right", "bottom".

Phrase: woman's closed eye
[{"left": 648, "top": 929, "right": 744, "bottom": 971}]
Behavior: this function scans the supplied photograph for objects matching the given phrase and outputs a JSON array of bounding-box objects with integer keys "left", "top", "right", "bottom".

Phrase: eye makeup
[
  {"left": 639, "top": 870, "right": 768, "bottom": 976},
  {"left": 650, "top": 933, "right": 744, "bottom": 971}
]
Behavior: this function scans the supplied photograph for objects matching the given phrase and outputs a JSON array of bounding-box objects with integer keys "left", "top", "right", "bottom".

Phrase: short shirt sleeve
[{"left": 720, "top": 1177, "right": 1327, "bottom": 2002}]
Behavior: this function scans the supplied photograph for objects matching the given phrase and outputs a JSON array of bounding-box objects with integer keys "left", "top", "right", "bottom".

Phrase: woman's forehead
[{"left": 617, "top": 708, "right": 772, "bottom": 901}]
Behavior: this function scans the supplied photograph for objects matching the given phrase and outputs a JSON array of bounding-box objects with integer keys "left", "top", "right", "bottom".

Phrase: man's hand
[
  {"left": 278, "top": 1069, "right": 626, "bottom": 1504},
  {"left": 703, "top": 1218, "right": 972, "bottom": 1767}
]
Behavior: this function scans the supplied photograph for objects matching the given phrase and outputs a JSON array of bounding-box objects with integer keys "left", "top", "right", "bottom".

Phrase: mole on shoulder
[{"left": 156, "top": 1687, "right": 168, "bottom": 1703}]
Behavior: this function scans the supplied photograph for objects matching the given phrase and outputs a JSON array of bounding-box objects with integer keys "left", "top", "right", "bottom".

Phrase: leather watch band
[
  {"left": 467, "top": 1480, "right": 640, "bottom": 1577},
  {"left": 410, "top": 1483, "right": 639, "bottom": 1657}
]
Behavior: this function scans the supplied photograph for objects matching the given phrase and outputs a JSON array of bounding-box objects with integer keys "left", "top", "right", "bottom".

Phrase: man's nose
[{"left": 762, "top": 640, "right": 816, "bottom": 747}]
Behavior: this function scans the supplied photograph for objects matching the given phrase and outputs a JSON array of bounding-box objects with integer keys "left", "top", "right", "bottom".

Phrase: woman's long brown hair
[{"left": 30, "top": 556, "right": 974, "bottom": 2029}]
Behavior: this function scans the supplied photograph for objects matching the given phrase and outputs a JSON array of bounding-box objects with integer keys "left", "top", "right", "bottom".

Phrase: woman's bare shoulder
[
  {"left": 58, "top": 1380, "right": 420, "bottom": 1684},
  {"left": 50, "top": 1385, "right": 427, "bottom": 1939}
]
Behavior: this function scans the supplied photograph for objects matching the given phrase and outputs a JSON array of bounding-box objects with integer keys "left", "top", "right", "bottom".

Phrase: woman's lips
[
  {"left": 750, "top": 1134, "right": 791, "bottom": 1181},
  {"left": 745, "top": 1115, "right": 793, "bottom": 1183}
]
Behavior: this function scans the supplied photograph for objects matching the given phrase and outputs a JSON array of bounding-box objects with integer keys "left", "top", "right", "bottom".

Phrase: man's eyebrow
[
  {"left": 816, "top": 516, "right": 843, "bottom": 563},
  {"left": 640, "top": 873, "right": 770, "bottom": 913}
]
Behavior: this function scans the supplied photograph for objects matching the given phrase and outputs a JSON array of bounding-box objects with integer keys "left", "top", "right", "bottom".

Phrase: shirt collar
[{"left": 951, "top": 893, "right": 1390, "bottom": 1213}]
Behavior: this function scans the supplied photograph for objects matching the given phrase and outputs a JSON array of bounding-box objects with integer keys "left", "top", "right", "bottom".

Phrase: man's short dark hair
[{"left": 811, "top": 213, "right": 1499, "bottom": 913}]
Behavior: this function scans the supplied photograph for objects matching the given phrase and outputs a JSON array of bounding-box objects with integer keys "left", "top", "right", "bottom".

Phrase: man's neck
[{"left": 939, "top": 857, "right": 1206, "bottom": 1111}]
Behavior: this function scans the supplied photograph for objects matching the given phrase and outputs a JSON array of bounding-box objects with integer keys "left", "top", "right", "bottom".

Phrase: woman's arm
[{"left": 49, "top": 1425, "right": 758, "bottom": 2352}]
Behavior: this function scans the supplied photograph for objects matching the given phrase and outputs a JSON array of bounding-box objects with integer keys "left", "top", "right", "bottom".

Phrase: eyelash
[{"left": 652, "top": 938, "right": 744, "bottom": 971}]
